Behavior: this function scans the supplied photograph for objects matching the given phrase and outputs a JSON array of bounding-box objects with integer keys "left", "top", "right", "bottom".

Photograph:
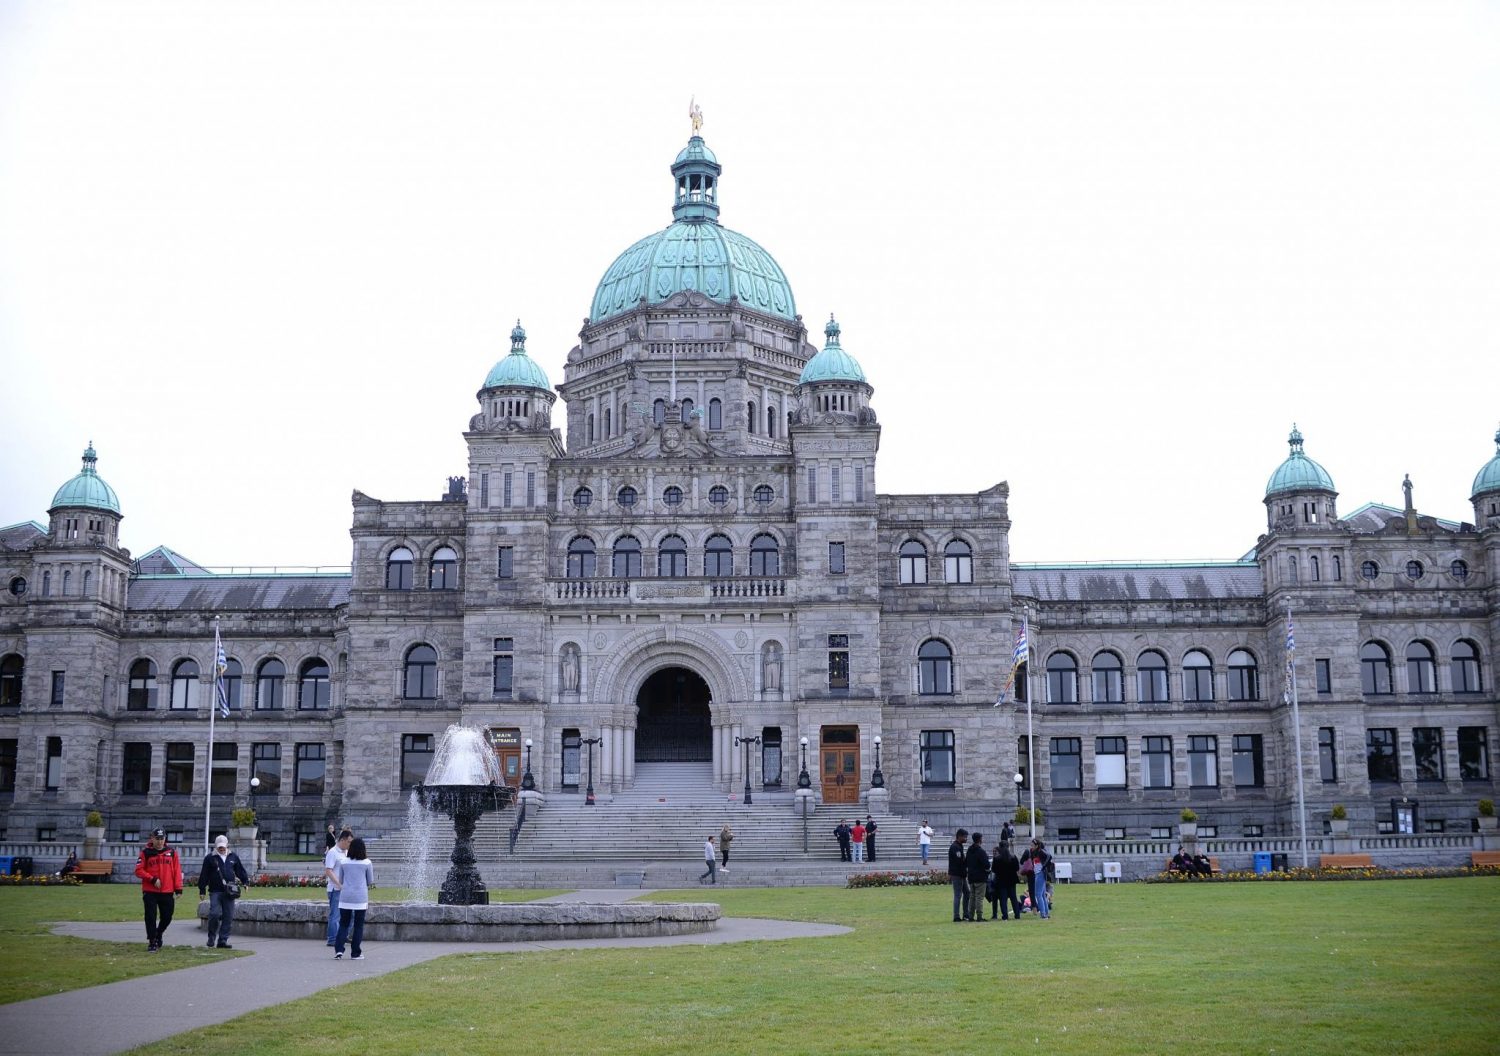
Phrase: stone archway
[{"left": 635, "top": 667, "right": 712, "bottom": 762}]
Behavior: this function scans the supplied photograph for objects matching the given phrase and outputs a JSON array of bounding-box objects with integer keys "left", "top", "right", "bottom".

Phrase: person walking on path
[
  {"left": 323, "top": 829, "right": 352, "bottom": 947},
  {"left": 964, "top": 833, "right": 990, "bottom": 921},
  {"left": 834, "top": 819, "right": 852, "bottom": 862},
  {"left": 133, "top": 828, "right": 183, "bottom": 952},
  {"left": 1001, "top": 819, "right": 1015, "bottom": 846},
  {"left": 917, "top": 820, "right": 934, "bottom": 866},
  {"left": 198, "top": 835, "right": 250, "bottom": 948},
  {"left": 699, "top": 836, "right": 718, "bottom": 884},
  {"left": 332, "top": 838, "right": 374, "bottom": 960},
  {"left": 946, "top": 828, "right": 969, "bottom": 922},
  {"left": 850, "top": 819, "right": 866, "bottom": 863},
  {"left": 991, "top": 841, "right": 1023, "bottom": 920},
  {"left": 1021, "top": 838, "right": 1052, "bottom": 919},
  {"left": 864, "top": 814, "right": 879, "bottom": 862},
  {"left": 719, "top": 824, "right": 734, "bottom": 871}
]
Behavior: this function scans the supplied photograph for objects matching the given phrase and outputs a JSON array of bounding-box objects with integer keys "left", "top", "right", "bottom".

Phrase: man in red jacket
[{"left": 134, "top": 828, "right": 184, "bottom": 951}]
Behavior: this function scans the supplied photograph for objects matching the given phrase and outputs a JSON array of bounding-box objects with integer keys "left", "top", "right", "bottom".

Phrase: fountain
[{"left": 409, "top": 725, "right": 516, "bottom": 905}]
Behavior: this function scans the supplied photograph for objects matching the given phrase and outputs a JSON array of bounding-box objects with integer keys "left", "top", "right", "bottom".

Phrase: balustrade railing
[{"left": 551, "top": 577, "right": 791, "bottom": 602}]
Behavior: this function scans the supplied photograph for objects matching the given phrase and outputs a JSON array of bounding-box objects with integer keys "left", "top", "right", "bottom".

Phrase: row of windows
[
  {"left": 571, "top": 482, "right": 778, "bottom": 510},
  {"left": 1359, "top": 726, "right": 1490, "bottom": 783},
  {"left": 385, "top": 547, "right": 458, "bottom": 590},
  {"left": 1038, "top": 649, "right": 1262, "bottom": 704},
  {"left": 1357, "top": 640, "right": 1484, "bottom": 695},
  {"left": 586, "top": 397, "right": 789, "bottom": 444},
  {"left": 125, "top": 657, "right": 330, "bottom": 712},
  {"left": 113, "top": 741, "right": 328, "bottom": 797},
  {"left": 563, "top": 534, "right": 782, "bottom": 578}
]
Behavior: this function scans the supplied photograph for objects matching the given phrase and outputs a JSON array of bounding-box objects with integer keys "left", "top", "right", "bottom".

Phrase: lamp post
[
  {"left": 735, "top": 734, "right": 761, "bottom": 805},
  {"left": 797, "top": 736, "right": 812, "bottom": 789},
  {"left": 1013, "top": 772, "right": 1024, "bottom": 809},
  {"left": 521, "top": 738, "right": 535, "bottom": 792},
  {"left": 581, "top": 736, "right": 601, "bottom": 805},
  {"left": 871, "top": 735, "right": 884, "bottom": 789}
]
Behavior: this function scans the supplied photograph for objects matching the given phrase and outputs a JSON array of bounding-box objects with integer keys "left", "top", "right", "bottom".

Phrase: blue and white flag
[
  {"left": 995, "top": 618, "right": 1030, "bottom": 707},
  {"left": 213, "top": 624, "right": 230, "bottom": 718},
  {"left": 1283, "top": 608, "right": 1296, "bottom": 704}
]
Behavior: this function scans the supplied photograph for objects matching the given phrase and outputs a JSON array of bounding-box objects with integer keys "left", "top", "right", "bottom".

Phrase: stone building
[{"left": 2, "top": 130, "right": 1498, "bottom": 854}]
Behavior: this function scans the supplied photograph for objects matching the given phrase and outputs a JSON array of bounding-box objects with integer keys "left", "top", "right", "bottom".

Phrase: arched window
[
  {"left": 222, "top": 658, "right": 243, "bottom": 710},
  {"left": 658, "top": 535, "right": 687, "bottom": 577},
  {"left": 753, "top": 484, "right": 774, "bottom": 506},
  {"left": 0, "top": 654, "right": 23, "bottom": 708},
  {"left": 704, "top": 534, "right": 733, "bottom": 577},
  {"left": 708, "top": 398, "right": 722, "bottom": 430},
  {"left": 708, "top": 485, "right": 729, "bottom": 507},
  {"left": 82, "top": 569, "right": 91, "bottom": 595},
  {"left": 750, "top": 534, "right": 780, "bottom": 575},
  {"left": 1360, "top": 642, "right": 1392, "bottom": 695},
  {"left": 943, "top": 540, "right": 973, "bottom": 584},
  {"left": 1046, "top": 653, "right": 1078, "bottom": 704},
  {"left": 662, "top": 486, "right": 683, "bottom": 507},
  {"left": 747, "top": 400, "right": 757, "bottom": 434},
  {"left": 1453, "top": 640, "right": 1483, "bottom": 693},
  {"left": 62, "top": 569, "right": 71, "bottom": 595},
  {"left": 1333, "top": 554, "right": 1343, "bottom": 580},
  {"left": 385, "top": 547, "right": 414, "bottom": 590},
  {"left": 587, "top": 413, "right": 595, "bottom": 444},
  {"left": 1310, "top": 555, "right": 1320, "bottom": 581},
  {"left": 404, "top": 645, "right": 438, "bottom": 699},
  {"left": 299, "top": 658, "right": 330, "bottom": 710},
  {"left": 1405, "top": 641, "right": 1436, "bottom": 694},
  {"left": 255, "top": 659, "right": 285, "bottom": 710},
  {"left": 1228, "top": 649, "right": 1258, "bottom": 701},
  {"left": 1091, "top": 652, "right": 1123, "bottom": 703},
  {"left": 681, "top": 397, "right": 694, "bottom": 421},
  {"left": 566, "top": 537, "right": 597, "bottom": 578},
  {"left": 898, "top": 540, "right": 928, "bottom": 584},
  {"left": 573, "top": 486, "right": 593, "bottom": 508},
  {"left": 766, "top": 405, "right": 777, "bottom": 438},
  {"left": 918, "top": 639, "right": 954, "bottom": 695},
  {"left": 170, "top": 659, "right": 199, "bottom": 710},
  {"left": 1183, "top": 650, "right": 1214, "bottom": 702},
  {"left": 611, "top": 536, "right": 642, "bottom": 578},
  {"left": 128, "top": 659, "right": 158, "bottom": 710},
  {"left": 1138, "top": 651, "right": 1169, "bottom": 703},
  {"left": 603, "top": 407, "right": 611, "bottom": 438},
  {"left": 429, "top": 547, "right": 458, "bottom": 590},
  {"left": 653, "top": 399, "right": 666, "bottom": 425}
]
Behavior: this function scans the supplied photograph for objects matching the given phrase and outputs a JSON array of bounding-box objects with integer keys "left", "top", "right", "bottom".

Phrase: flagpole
[
  {"left": 1025, "top": 615, "right": 1037, "bottom": 841},
  {"left": 204, "top": 619, "right": 218, "bottom": 853},
  {"left": 1286, "top": 600, "right": 1309, "bottom": 868}
]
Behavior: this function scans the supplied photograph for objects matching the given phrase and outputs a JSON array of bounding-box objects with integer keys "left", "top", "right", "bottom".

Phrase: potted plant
[
  {"left": 231, "top": 806, "right": 258, "bottom": 843},
  {"left": 1013, "top": 805, "right": 1044, "bottom": 837},
  {"left": 1179, "top": 808, "right": 1198, "bottom": 839},
  {"left": 83, "top": 810, "right": 105, "bottom": 857},
  {"left": 1329, "top": 803, "right": 1350, "bottom": 835},
  {"left": 1478, "top": 799, "right": 1497, "bottom": 832}
]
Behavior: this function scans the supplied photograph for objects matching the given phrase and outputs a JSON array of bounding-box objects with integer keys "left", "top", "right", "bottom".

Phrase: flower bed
[
  {"left": 180, "top": 872, "right": 324, "bottom": 889},
  {"left": 1145, "top": 865, "right": 1500, "bottom": 883},
  {"left": 0, "top": 873, "right": 81, "bottom": 886},
  {"left": 847, "top": 869, "right": 949, "bottom": 888}
]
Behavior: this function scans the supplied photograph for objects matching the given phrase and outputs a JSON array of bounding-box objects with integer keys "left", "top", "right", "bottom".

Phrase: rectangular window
[
  {"left": 295, "top": 743, "right": 325, "bottom": 796},
  {"left": 479, "top": 472, "right": 489, "bottom": 507},
  {"left": 1150, "top": 826, "right": 1172, "bottom": 840},
  {"left": 210, "top": 742, "right": 238, "bottom": 796},
  {"left": 1095, "top": 736, "right": 1127, "bottom": 789},
  {"left": 164, "top": 742, "right": 194, "bottom": 795},
  {"left": 503, "top": 471, "right": 513, "bottom": 507},
  {"left": 831, "top": 466, "right": 841, "bottom": 502},
  {"left": 1319, "top": 727, "right": 1337, "bottom": 782},
  {"left": 120, "top": 829, "right": 141, "bottom": 843},
  {"left": 1459, "top": 727, "right": 1490, "bottom": 780},
  {"left": 920, "top": 730, "right": 955, "bottom": 787},
  {"left": 122, "top": 743, "right": 150, "bottom": 794},
  {"left": 1049, "top": 737, "right": 1082, "bottom": 790},
  {"left": 402, "top": 734, "right": 434, "bottom": 789},
  {"left": 296, "top": 830, "right": 319, "bottom": 854},
  {"left": 1017, "top": 735, "right": 1030, "bottom": 790},
  {"left": 1056, "top": 827, "right": 1080, "bottom": 841},
  {"left": 44, "top": 736, "right": 63, "bottom": 791},
  {"left": 1315, "top": 659, "right": 1332, "bottom": 694},
  {"left": 526, "top": 471, "right": 535, "bottom": 507},
  {"left": 828, "top": 541, "right": 846, "bottom": 574},
  {"left": 37, "top": 827, "right": 57, "bottom": 842},
  {"left": 1425, "top": 819, "right": 1445, "bottom": 833},
  {"left": 1198, "top": 825, "right": 1218, "bottom": 839},
  {"left": 1243, "top": 823, "right": 1264, "bottom": 838},
  {"left": 1413, "top": 727, "right": 1444, "bottom": 781},
  {"left": 0, "top": 738, "right": 16, "bottom": 793},
  {"left": 497, "top": 546, "right": 514, "bottom": 579},
  {"left": 855, "top": 464, "right": 865, "bottom": 502},
  {"left": 1143, "top": 736, "right": 1173, "bottom": 789},
  {"left": 493, "top": 638, "right": 514, "bottom": 698},
  {"left": 806, "top": 465, "right": 817, "bottom": 504},
  {"left": 828, "top": 635, "right": 849, "bottom": 691},
  {"left": 50, "top": 671, "right": 65, "bottom": 707},
  {"left": 1232, "top": 734, "right": 1264, "bottom": 787},
  {"left": 1366, "top": 727, "right": 1399, "bottom": 782},
  {"left": 1189, "top": 735, "right": 1218, "bottom": 787},
  {"left": 251, "top": 743, "right": 281, "bottom": 795},
  {"left": 1104, "top": 827, "right": 1126, "bottom": 840},
  {"left": 561, "top": 729, "right": 581, "bottom": 788}
]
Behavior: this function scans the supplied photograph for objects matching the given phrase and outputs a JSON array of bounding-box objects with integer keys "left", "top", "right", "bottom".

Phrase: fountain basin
[{"left": 199, "top": 899, "right": 720, "bottom": 942}]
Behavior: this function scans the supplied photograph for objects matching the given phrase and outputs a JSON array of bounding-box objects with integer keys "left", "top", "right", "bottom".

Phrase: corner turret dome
[
  {"left": 482, "top": 321, "right": 551, "bottom": 391},
  {"left": 49, "top": 443, "right": 121, "bottom": 515},
  {"left": 1471, "top": 424, "right": 1500, "bottom": 499},
  {"left": 1265, "top": 425, "right": 1335, "bottom": 497},
  {"left": 589, "top": 133, "right": 796, "bottom": 324},
  {"left": 799, "top": 315, "right": 867, "bottom": 384}
]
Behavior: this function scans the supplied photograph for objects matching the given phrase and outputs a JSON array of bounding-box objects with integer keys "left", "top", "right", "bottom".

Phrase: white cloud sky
[{"left": 1, "top": 0, "right": 1496, "bottom": 568}]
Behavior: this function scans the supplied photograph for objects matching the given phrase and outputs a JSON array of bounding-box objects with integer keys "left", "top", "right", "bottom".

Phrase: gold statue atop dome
[{"left": 689, "top": 96, "right": 703, "bottom": 136}]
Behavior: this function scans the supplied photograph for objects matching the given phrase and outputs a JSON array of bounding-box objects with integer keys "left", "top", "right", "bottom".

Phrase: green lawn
[{"left": 118, "top": 878, "right": 1499, "bottom": 1056}]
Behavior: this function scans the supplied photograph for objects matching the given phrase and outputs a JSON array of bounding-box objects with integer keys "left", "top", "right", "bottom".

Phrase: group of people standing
[
  {"left": 130, "top": 828, "right": 251, "bottom": 951},
  {"left": 833, "top": 815, "right": 880, "bottom": 862},
  {"left": 947, "top": 828, "right": 1054, "bottom": 922},
  {"left": 323, "top": 826, "right": 374, "bottom": 959}
]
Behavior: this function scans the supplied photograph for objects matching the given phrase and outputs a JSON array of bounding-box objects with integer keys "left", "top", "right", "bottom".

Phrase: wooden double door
[{"left": 820, "top": 726, "right": 861, "bottom": 804}]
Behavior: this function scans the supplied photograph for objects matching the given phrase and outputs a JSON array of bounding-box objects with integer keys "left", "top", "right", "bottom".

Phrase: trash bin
[
  {"left": 1270, "top": 853, "right": 1289, "bottom": 872},
  {"left": 15, "top": 856, "right": 34, "bottom": 877},
  {"left": 1252, "top": 852, "right": 1272, "bottom": 875},
  {"left": 0, "top": 855, "right": 13, "bottom": 876}
]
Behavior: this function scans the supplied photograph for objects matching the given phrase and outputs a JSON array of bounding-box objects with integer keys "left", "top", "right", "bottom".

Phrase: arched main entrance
[{"left": 636, "top": 666, "right": 712, "bottom": 762}]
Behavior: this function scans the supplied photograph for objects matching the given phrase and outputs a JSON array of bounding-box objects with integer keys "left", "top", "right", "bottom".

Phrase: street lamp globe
[{"left": 250, "top": 777, "right": 260, "bottom": 789}]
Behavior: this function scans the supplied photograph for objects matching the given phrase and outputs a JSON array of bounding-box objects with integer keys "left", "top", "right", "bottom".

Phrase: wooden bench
[
  {"left": 72, "top": 860, "right": 113, "bottom": 882},
  {"left": 1163, "top": 856, "right": 1221, "bottom": 876},
  {"left": 1470, "top": 851, "right": 1500, "bottom": 868},
  {"left": 1319, "top": 853, "right": 1374, "bottom": 870}
]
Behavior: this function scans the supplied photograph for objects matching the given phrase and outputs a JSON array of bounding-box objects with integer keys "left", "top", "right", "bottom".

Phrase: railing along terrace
[
  {"left": 552, "top": 577, "right": 790, "bottom": 602},
  {"left": 645, "top": 341, "right": 726, "bottom": 357}
]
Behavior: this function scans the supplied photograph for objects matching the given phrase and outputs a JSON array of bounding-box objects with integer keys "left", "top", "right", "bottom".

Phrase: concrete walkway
[{"left": 0, "top": 893, "right": 849, "bottom": 1056}]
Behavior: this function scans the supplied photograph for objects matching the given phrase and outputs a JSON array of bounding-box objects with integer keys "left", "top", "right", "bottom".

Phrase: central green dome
[
  {"left": 50, "top": 442, "right": 121, "bottom": 515},
  {"left": 589, "top": 135, "right": 796, "bottom": 324},
  {"left": 1472, "top": 425, "right": 1500, "bottom": 498},
  {"left": 1266, "top": 425, "right": 1335, "bottom": 497}
]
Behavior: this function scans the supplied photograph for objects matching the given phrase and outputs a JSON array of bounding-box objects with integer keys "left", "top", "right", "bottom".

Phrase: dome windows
[
  {"left": 573, "top": 487, "right": 593, "bottom": 509},
  {"left": 1361, "top": 560, "right": 1380, "bottom": 580},
  {"left": 753, "top": 485, "right": 774, "bottom": 507},
  {"left": 1405, "top": 560, "right": 1424, "bottom": 581},
  {"left": 708, "top": 485, "right": 730, "bottom": 508},
  {"left": 1451, "top": 559, "right": 1469, "bottom": 580},
  {"left": 663, "top": 486, "right": 684, "bottom": 507},
  {"left": 617, "top": 486, "right": 639, "bottom": 509}
]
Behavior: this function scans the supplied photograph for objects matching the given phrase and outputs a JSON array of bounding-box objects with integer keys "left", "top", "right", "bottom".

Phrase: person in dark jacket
[
  {"left": 1020, "top": 838, "right": 1052, "bottom": 919},
  {"left": 198, "top": 834, "right": 251, "bottom": 948},
  {"left": 834, "top": 819, "right": 852, "bottom": 862},
  {"left": 946, "top": 828, "right": 969, "bottom": 922},
  {"left": 990, "top": 841, "right": 1023, "bottom": 920},
  {"left": 864, "top": 815, "right": 879, "bottom": 862},
  {"left": 963, "top": 833, "right": 990, "bottom": 921},
  {"left": 134, "top": 828, "right": 184, "bottom": 951}
]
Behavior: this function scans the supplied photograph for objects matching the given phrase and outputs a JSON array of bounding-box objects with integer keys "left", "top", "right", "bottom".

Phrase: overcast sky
[{"left": 1, "top": 0, "right": 1496, "bottom": 570}]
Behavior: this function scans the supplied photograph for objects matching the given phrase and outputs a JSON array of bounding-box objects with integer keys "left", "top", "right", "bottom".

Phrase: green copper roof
[
  {"left": 50, "top": 442, "right": 121, "bottom": 514},
  {"left": 799, "top": 315, "right": 867, "bottom": 384},
  {"left": 1265, "top": 424, "right": 1335, "bottom": 497},
  {"left": 482, "top": 321, "right": 551, "bottom": 391},
  {"left": 1472, "top": 424, "right": 1500, "bottom": 497},
  {"left": 589, "top": 135, "right": 796, "bottom": 323}
]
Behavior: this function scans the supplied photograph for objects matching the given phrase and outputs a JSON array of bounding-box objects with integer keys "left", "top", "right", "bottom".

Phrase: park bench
[
  {"left": 72, "top": 860, "right": 114, "bottom": 882},
  {"left": 1319, "top": 853, "right": 1374, "bottom": 870},
  {"left": 1163, "top": 856, "right": 1220, "bottom": 875},
  {"left": 1470, "top": 851, "right": 1500, "bottom": 868}
]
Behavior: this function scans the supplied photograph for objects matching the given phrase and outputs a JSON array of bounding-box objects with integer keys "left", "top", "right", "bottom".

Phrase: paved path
[{"left": 0, "top": 893, "right": 849, "bottom": 1056}]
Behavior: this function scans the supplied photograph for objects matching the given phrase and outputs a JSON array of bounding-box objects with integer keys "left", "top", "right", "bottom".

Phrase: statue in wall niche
[
  {"left": 560, "top": 644, "right": 581, "bottom": 692},
  {"left": 762, "top": 643, "right": 783, "bottom": 692}
]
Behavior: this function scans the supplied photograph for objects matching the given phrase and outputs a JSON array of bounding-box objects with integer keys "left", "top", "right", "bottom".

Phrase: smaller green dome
[
  {"left": 50, "top": 442, "right": 121, "bottom": 515},
  {"left": 798, "top": 315, "right": 867, "bottom": 385},
  {"left": 675, "top": 136, "right": 717, "bottom": 165},
  {"left": 482, "top": 321, "right": 551, "bottom": 391},
  {"left": 1471, "top": 424, "right": 1500, "bottom": 498},
  {"left": 1265, "top": 424, "right": 1335, "bottom": 497}
]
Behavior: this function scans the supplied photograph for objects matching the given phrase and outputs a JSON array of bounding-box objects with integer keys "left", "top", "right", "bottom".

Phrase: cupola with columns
[{"left": 1263, "top": 425, "right": 1337, "bottom": 533}]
